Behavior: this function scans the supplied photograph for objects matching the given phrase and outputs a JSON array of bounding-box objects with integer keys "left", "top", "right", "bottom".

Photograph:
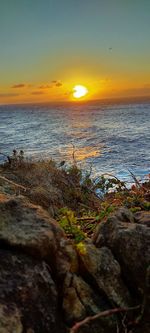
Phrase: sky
[{"left": 0, "top": 0, "right": 150, "bottom": 104}]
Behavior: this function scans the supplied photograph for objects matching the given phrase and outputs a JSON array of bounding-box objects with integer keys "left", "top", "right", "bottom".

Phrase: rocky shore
[{"left": 0, "top": 160, "right": 149, "bottom": 333}]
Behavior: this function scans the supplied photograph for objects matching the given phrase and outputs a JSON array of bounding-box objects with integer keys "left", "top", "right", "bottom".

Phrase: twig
[
  {"left": 77, "top": 217, "right": 96, "bottom": 221},
  {"left": 0, "top": 175, "right": 27, "bottom": 191},
  {"left": 128, "top": 170, "right": 142, "bottom": 189},
  {"left": 78, "top": 203, "right": 96, "bottom": 211},
  {"left": 116, "top": 321, "right": 120, "bottom": 333},
  {"left": 122, "top": 312, "right": 128, "bottom": 333},
  {"left": 95, "top": 173, "right": 122, "bottom": 182},
  {"left": 70, "top": 305, "right": 140, "bottom": 333}
]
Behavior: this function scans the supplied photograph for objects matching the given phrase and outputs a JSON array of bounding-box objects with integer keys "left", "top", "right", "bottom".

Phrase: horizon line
[{"left": 0, "top": 94, "right": 150, "bottom": 107}]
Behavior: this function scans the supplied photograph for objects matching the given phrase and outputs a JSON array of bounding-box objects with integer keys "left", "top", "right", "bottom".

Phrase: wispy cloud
[
  {"left": 38, "top": 84, "right": 52, "bottom": 89},
  {"left": 0, "top": 93, "right": 20, "bottom": 97},
  {"left": 51, "top": 80, "right": 63, "bottom": 87},
  {"left": 37, "top": 81, "right": 63, "bottom": 89},
  {"left": 11, "top": 83, "right": 31, "bottom": 89},
  {"left": 55, "top": 82, "right": 62, "bottom": 87}
]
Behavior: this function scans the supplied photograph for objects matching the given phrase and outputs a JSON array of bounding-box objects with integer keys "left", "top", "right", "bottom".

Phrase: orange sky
[
  {"left": 1, "top": 75, "right": 150, "bottom": 104},
  {"left": 0, "top": 0, "right": 150, "bottom": 104}
]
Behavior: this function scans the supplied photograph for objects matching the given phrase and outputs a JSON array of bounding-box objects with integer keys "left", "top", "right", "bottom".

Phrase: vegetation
[
  {"left": 0, "top": 150, "right": 149, "bottom": 333},
  {"left": 0, "top": 149, "right": 150, "bottom": 243}
]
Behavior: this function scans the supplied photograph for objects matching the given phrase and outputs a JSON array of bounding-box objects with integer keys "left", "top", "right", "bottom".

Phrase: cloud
[
  {"left": 12, "top": 83, "right": 33, "bottom": 89},
  {"left": 37, "top": 81, "right": 62, "bottom": 89},
  {"left": 31, "top": 91, "right": 45, "bottom": 95},
  {"left": 12, "top": 83, "right": 27, "bottom": 88},
  {"left": 38, "top": 84, "right": 52, "bottom": 89},
  {"left": 51, "top": 80, "right": 63, "bottom": 87},
  {"left": 0, "top": 93, "right": 20, "bottom": 97},
  {"left": 55, "top": 82, "right": 62, "bottom": 87}
]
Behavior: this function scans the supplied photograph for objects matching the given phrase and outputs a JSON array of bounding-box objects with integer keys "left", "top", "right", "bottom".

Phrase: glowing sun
[{"left": 73, "top": 85, "right": 88, "bottom": 99}]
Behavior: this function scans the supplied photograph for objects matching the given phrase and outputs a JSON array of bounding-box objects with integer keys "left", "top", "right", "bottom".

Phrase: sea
[{"left": 0, "top": 98, "right": 150, "bottom": 184}]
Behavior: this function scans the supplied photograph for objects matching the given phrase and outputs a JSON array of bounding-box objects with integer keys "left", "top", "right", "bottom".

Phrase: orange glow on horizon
[{"left": 0, "top": 75, "right": 150, "bottom": 104}]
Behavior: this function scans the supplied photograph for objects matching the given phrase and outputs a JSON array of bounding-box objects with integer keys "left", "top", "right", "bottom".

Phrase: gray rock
[
  {"left": 134, "top": 210, "right": 150, "bottom": 227},
  {"left": 0, "top": 249, "right": 65, "bottom": 333},
  {"left": 93, "top": 211, "right": 150, "bottom": 293},
  {"left": 0, "top": 194, "right": 65, "bottom": 268},
  {"left": 56, "top": 239, "right": 79, "bottom": 278},
  {"left": 77, "top": 243, "right": 131, "bottom": 308},
  {"left": 62, "top": 273, "right": 116, "bottom": 333},
  {"left": 0, "top": 304, "right": 23, "bottom": 333},
  {"left": 0, "top": 193, "right": 149, "bottom": 333},
  {"left": 115, "top": 207, "right": 135, "bottom": 223}
]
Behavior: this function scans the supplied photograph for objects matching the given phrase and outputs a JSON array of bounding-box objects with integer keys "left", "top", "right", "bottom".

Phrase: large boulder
[
  {"left": 0, "top": 194, "right": 65, "bottom": 269},
  {"left": 77, "top": 242, "right": 131, "bottom": 307},
  {"left": 0, "top": 249, "right": 65, "bottom": 333},
  {"left": 0, "top": 194, "right": 80, "bottom": 281},
  {"left": 93, "top": 208, "right": 150, "bottom": 294}
]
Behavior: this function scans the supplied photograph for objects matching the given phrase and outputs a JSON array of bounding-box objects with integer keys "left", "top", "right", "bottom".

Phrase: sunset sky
[{"left": 0, "top": 0, "right": 150, "bottom": 104}]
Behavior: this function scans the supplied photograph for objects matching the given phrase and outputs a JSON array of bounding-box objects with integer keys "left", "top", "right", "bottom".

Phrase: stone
[
  {"left": 0, "top": 194, "right": 65, "bottom": 269},
  {"left": 0, "top": 191, "right": 149, "bottom": 333},
  {"left": 62, "top": 273, "right": 116, "bottom": 333},
  {"left": 0, "top": 304, "right": 23, "bottom": 333},
  {"left": 93, "top": 211, "right": 150, "bottom": 293},
  {"left": 0, "top": 249, "right": 65, "bottom": 333},
  {"left": 77, "top": 242, "right": 131, "bottom": 307},
  {"left": 134, "top": 210, "right": 150, "bottom": 227},
  {"left": 115, "top": 207, "right": 135, "bottom": 223},
  {"left": 56, "top": 239, "right": 79, "bottom": 278}
]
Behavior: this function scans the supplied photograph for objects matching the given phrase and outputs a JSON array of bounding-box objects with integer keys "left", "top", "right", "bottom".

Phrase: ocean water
[{"left": 0, "top": 100, "right": 150, "bottom": 183}]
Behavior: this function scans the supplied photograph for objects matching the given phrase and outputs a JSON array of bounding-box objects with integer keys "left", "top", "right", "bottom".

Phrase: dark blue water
[{"left": 0, "top": 100, "right": 150, "bottom": 183}]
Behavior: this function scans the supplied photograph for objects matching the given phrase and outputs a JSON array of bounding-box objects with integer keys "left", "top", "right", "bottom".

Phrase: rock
[
  {"left": 63, "top": 273, "right": 87, "bottom": 323},
  {"left": 93, "top": 210, "right": 150, "bottom": 294},
  {"left": 77, "top": 242, "right": 131, "bottom": 308},
  {"left": 134, "top": 210, "right": 150, "bottom": 227},
  {"left": 115, "top": 207, "right": 135, "bottom": 223},
  {"left": 0, "top": 194, "right": 65, "bottom": 269},
  {"left": 62, "top": 273, "right": 116, "bottom": 333},
  {"left": 0, "top": 249, "right": 65, "bottom": 333},
  {"left": 0, "top": 192, "right": 149, "bottom": 333},
  {"left": 0, "top": 304, "right": 23, "bottom": 333},
  {"left": 56, "top": 239, "right": 79, "bottom": 278}
]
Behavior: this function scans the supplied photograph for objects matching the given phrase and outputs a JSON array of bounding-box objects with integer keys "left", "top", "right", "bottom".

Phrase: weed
[{"left": 58, "top": 207, "right": 86, "bottom": 243}]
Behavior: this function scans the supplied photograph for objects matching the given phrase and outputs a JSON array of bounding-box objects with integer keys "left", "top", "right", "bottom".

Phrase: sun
[{"left": 73, "top": 85, "right": 88, "bottom": 99}]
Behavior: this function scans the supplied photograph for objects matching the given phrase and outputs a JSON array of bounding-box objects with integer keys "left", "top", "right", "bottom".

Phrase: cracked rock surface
[{"left": 0, "top": 195, "right": 149, "bottom": 333}]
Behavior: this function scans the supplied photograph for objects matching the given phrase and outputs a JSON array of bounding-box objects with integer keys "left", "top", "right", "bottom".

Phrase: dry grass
[
  {"left": 0, "top": 159, "right": 101, "bottom": 217},
  {"left": 0, "top": 155, "right": 149, "bottom": 238}
]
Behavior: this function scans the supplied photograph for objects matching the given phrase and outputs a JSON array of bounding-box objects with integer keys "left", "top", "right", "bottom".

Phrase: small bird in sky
[{"left": 109, "top": 47, "right": 112, "bottom": 51}]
